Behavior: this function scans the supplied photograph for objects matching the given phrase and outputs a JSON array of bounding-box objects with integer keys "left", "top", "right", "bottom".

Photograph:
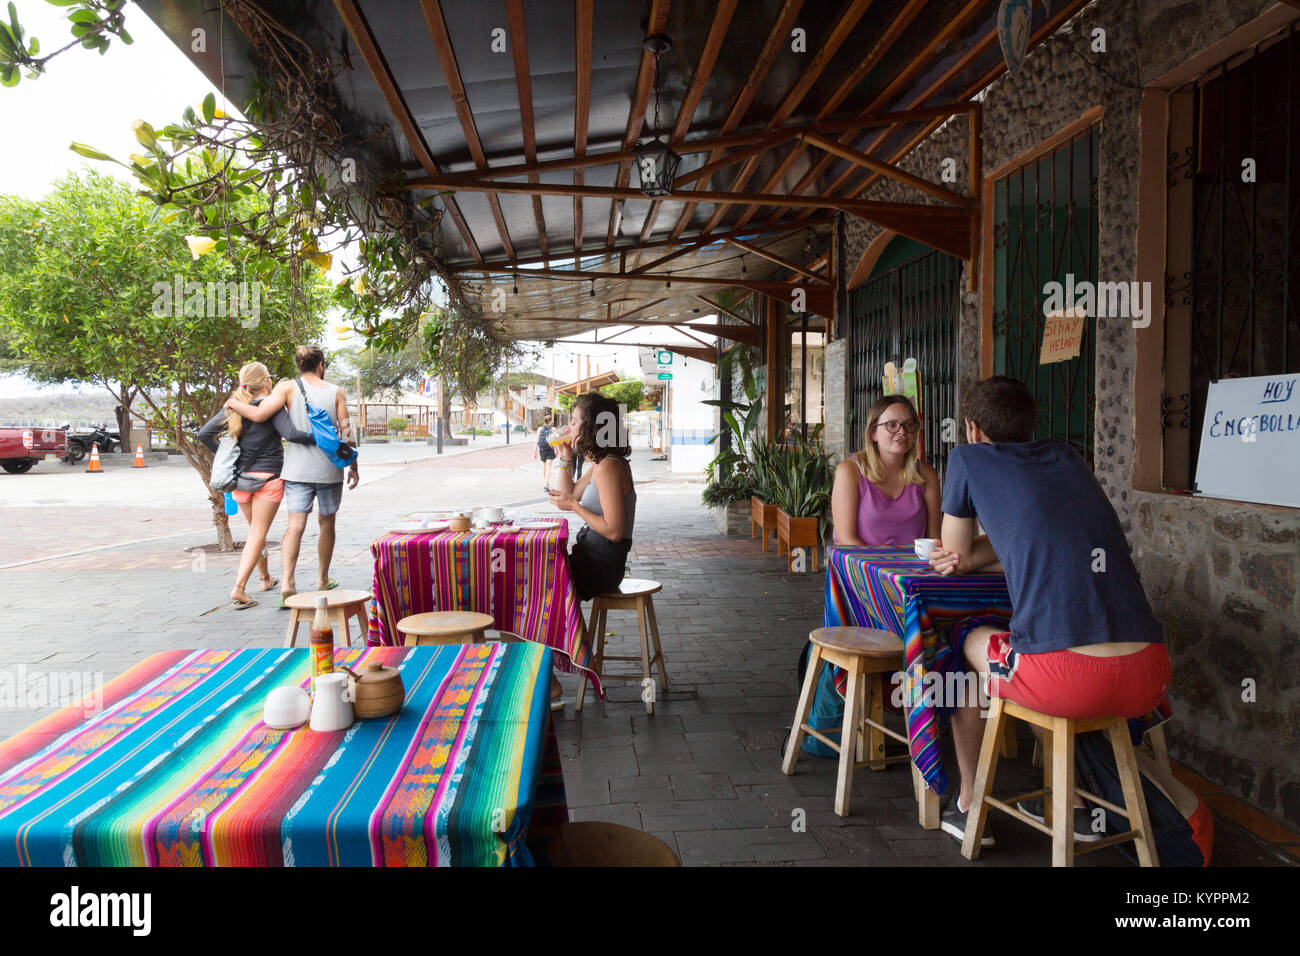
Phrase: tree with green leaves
[{"left": 0, "top": 171, "right": 329, "bottom": 548}]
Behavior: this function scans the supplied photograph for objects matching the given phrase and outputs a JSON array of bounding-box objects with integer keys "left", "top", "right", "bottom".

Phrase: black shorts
[
  {"left": 539, "top": 445, "right": 556, "bottom": 461},
  {"left": 567, "top": 526, "right": 632, "bottom": 601}
]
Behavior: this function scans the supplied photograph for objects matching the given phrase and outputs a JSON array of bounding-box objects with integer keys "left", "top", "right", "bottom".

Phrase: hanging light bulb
[
  {"left": 512, "top": 273, "right": 518, "bottom": 295},
  {"left": 590, "top": 280, "right": 596, "bottom": 298},
  {"left": 741, "top": 255, "right": 747, "bottom": 276},
  {"left": 804, "top": 229, "right": 813, "bottom": 254}
]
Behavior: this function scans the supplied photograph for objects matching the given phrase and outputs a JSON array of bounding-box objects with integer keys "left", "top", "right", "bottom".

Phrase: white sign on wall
[{"left": 1194, "top": 373, "right": 1300, "bottom": 508}]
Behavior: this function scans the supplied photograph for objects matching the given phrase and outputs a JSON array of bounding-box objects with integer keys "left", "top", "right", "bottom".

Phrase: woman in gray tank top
[
  {"left": 548, "top": 392, "right": 636, "bottom": 595},
  {"left": 548, "top": 392, "right": 637, "bottom": 705}
]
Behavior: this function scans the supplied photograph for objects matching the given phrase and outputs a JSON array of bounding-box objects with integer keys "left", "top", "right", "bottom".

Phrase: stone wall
[
  {"left": 824, "top": 338, "right": 848, "bottom": 462},
  {"left": 829, "top": 0, "right": 1300, "bottom": 825}
]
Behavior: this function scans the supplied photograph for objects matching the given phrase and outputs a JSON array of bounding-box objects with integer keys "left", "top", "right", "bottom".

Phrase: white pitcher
[{"left": 310, "top": 672, "right": 354, "bottom": 732}]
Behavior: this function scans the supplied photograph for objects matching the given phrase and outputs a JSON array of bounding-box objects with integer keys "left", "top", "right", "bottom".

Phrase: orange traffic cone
[
  {"left": 132, "top": 444, "right": 147, "bottom": 468},
  {"left": 85, "top": 442, "right": 103, "bottom": 473}
]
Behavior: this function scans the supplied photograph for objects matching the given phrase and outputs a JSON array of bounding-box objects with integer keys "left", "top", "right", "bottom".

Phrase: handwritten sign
[
  {"left": 1194, "top": 374, "right": 1300, "bottom": 508},
  {"left": 1039, "top": 308, "right": 1086, "bottom": 365}
]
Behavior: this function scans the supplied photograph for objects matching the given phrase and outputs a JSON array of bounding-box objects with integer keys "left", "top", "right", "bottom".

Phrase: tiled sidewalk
[{"left": 553, "top": 484, "right": 1300, "bottom": 867}]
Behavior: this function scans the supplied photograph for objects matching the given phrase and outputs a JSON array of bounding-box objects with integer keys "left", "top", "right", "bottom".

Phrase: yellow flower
[
  {"left": 129, "top": 153, "right": 155, "bottom": 168},
  {"left": 131, "top": 120, "right": 156, "bottom": 148},
  {"left": 310, "top": 252, "right": 333, "bottom": 272},
  {"left": 185, "top": 236, "right": 217, "bottom": 259},
  {"left": 351, "top": 276, "right": 366, "bottom": 294}
]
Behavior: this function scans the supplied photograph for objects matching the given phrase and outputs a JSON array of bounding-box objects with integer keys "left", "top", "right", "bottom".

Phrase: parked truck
[{"left": 0, "top": 426, "right": 69, "bottom": 473}]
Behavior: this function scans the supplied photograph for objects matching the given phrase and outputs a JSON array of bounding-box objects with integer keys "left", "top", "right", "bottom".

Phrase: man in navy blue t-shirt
[{"left": 927, "top": 376, "right": 1170, "bottom": 847}]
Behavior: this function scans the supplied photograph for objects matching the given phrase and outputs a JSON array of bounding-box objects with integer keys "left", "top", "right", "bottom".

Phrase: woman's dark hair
[
  {"left": 294, "top": 345, "right": 326, "bottom": 373},
  {"left": 963, "top": 376, "right": 1037, "bottom": 442},
  {"left": 573, "top": 392, "right": 631, "bottom": 463},
  {"left": 543, "top": 414, "right": 554, "bottom": 426}
]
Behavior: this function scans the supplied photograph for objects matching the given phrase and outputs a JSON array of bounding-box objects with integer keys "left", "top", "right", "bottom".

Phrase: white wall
[{"left": 667, "top": 354, "right": 717, "bottom": 475}]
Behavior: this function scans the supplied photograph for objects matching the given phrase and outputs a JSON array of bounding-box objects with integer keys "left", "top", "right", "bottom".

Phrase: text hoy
[
  {"left": 1041, "top": 276, "right": 1153, "bottom": 326},
  {"left": 50, "top": 886, "right": 151, "bottom": 937}
]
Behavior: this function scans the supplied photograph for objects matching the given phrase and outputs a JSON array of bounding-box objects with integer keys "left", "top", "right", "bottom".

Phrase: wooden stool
[
  {"left": 576, "top": 579, "right": 667, "bottom": 715},
  {"left": 962, "top": 697, "right": 1160, "bottom": 867},
  {"left": 782, "top": 627, "right": 915, "bottom": 818},
  {"left": 283, "top": 589, "right": 371, "bottom": 648},
  {"left": 396, "top": 611, "right": 496, "bottom": 646},
  {"left": 547, "top": 822, "right": 679, "bottom": 867}
]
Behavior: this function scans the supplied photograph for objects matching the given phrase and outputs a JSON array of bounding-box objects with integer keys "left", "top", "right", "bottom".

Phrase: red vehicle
[{"left": 0, "top": 426, "right": 68, "bottom": 474}]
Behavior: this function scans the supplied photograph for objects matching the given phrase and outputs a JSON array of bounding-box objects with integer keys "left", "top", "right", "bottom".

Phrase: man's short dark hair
[
  {"left": 295, "top": 345, "right": 326, "bottom": 373},
  {"left": 964, "top": 376, "right": 1037, "bottom": 442}
]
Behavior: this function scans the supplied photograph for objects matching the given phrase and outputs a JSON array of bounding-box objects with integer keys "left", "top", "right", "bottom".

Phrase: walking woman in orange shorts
[{"left": 198, "top": 362, "right": 316, "bottom": 609}]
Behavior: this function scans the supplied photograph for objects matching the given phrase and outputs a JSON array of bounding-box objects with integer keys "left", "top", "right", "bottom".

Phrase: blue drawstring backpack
[{"left": 296, "top": 378, "right": 358, "bottom": 469}]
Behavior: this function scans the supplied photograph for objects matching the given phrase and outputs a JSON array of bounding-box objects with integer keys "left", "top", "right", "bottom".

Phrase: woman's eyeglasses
[{"left": 876, "top": 419, "right": 919, "bottom": 435}]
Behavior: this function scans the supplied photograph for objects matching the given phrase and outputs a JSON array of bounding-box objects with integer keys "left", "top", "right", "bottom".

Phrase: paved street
[{"left": 0, "top": 442, "right": 1292, "bottom": 866}]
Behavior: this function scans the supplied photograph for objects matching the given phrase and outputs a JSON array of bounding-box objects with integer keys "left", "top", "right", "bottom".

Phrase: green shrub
[{"left": 387, "top": 416, "right": 408, "bottom": 434}]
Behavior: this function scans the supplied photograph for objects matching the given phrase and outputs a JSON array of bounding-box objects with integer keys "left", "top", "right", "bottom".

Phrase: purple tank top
[{"left": 841, "top": 473, "right": 926, "bottom": 546}]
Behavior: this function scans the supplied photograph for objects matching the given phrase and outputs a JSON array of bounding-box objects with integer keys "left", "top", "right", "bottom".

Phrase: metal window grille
[
  {"left": 1163, "top": 26, "right": 1300, "bottom": 490},
  {"left": 991, "top": 126, "right": 1099, "bottom": 466},
  {"left": 848, "top": 249, "right": 961, "bottom": 483}
]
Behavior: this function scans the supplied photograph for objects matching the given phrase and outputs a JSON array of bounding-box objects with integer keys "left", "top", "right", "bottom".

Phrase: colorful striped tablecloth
[
  {"left": 824, "top": 545, "right": 1012, "bottom": 797},
  {"left": 368, "top": 522, "right": 600, "bottom": 697},
  {"left": 0, "top": 644, "right": 566, "bottom": 867}
]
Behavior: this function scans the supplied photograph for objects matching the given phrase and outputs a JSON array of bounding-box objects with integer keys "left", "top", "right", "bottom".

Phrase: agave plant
[{"left": 766, "top": 435, "right": 834, "bottom": 538}]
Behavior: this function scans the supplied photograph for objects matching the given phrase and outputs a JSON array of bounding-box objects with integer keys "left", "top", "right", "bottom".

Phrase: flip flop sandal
[
  {"left": 278, "top": 592, "right": 297, "bottom": 609},
  {"left": 258, "top": 577, "right": 279, "bottom": 592},
  {"left": 231, "top": 598, "right": 259, "bottom": 610},
  {"left": 319, "top": 579, "right": 340, "bottom": 591}
]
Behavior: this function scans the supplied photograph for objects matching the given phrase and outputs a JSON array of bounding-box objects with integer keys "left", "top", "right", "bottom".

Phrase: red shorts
[
  {"left": 984, "top": 633, "right": 1171, "bottom": 720},
  {"left": 230, "top": 472, "right": 284, "bottom": 504}
]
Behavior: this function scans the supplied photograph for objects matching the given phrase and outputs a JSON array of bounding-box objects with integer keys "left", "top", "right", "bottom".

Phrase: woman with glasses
[{"left": 830, "top": 394, "right": 941, "bottom": 546}]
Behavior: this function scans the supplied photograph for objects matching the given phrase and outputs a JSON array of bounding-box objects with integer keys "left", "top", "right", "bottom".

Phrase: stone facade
[{"left": 827, "top": 0, "right": 1300, "bottom": 825}]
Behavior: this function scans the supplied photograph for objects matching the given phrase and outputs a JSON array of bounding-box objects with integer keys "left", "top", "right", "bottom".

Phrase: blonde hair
[
  {"left": 853, "top": 395, "right": 925, "bottom": 487},
  {"left": 225, "top": 362, "right": 272, "bottom": 440}
]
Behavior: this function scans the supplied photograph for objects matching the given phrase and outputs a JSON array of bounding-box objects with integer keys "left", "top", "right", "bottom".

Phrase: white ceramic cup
[
  {"left": 914, "top": 538, "right": 937, "bottom": 560},
  {"left": 479, "top": 506, "right": 504, "bottom": 523},
  {"left": 264, "top": 685, "right": 310, "bottom": 729}
]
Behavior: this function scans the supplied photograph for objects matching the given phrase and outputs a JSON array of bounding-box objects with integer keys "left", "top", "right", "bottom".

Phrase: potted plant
[
  {"left": 748, "top": 439, "right": 782, "bottom": 550},
  {"left": 702, "top": 461, "right": 757, "bottom": 535},
  {"left": 703, "top": 345, "right": 782, "bottom": 547},
  {"left": 769, "top": 435, "right": 833, "bottom": 573}
]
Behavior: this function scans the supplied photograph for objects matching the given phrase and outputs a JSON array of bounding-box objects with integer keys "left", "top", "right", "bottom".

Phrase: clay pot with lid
[{"left": 342, "top": 661, "right": 405, "bottom": 718}]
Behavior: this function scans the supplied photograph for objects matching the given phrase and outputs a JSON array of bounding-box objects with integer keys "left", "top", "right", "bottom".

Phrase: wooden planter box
[
  {"left": 712, "top": 500, "right": 750, "bottom": 536},
  {"left": 750, "top": 496, "right": 778, "bottom": 551},
  {"left": 776, "top": 508, "right": 820, "bottom": 572}
]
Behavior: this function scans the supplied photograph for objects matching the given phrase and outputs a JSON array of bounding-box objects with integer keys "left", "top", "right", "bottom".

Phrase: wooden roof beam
[
  {"left": 801, "top": 131, "right": 973, "bottom": 207},
  {"left": 604, "top": 0, "right": 671, "bottom": 248},
  {"left": 659, "top": 0, "right": 807, "bottom": 242},
  {"left": 765, "top": 0, "right": 988, "bottom": 229},
  {"left": 505, "top": 0, "right": 548, "bottom": 262},
  {"left": 636, "top": 0, "right": 740, "bottom": 244},
  {"left": 796, "top": 0, "right": 1087, "bottom": 226},
  {"left": 696, "top": 0, "right": 876, "bottom": 237},
  {"left": 444, "top": 216, "right": 834, "bottom": 272},
  {"left": 419, "top": 0, "right": 515, "bottom": 260},
  {"left": 729, "top": 0, "right": 927, "bottom": 231},
  {"left": 722, "top": 236, "right": 822, "bottom": 283},
  {"left": 332, "top": 0, "right": 483, "bottom": 266},
  {"left": 573, "top": 0, "right": 593, "bottom": 258}
]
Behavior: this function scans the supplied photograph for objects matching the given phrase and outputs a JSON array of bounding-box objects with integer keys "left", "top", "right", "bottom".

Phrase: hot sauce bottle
[{"left": 310, "top": 595, "right": 334, "bottom": 692}]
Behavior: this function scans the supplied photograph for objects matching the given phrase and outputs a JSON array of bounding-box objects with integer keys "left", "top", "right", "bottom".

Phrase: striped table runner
[
  {"left": 0, "top": 645, "right": 563, "bottom": 867},
  {"left": 824, "top": 545, "right": 1012, "bottom": 796},
  {"left": 368, "top": 524, "right": 599, "bottom": 696}
]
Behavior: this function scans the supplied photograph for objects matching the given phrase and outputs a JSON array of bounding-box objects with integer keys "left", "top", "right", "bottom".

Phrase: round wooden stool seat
[
  {"left": 283, "top": 589, "right": 371, "bottom": 649},
  {"left": 594, "top": 578, "right": 662, "bottom": 600},
  {"left": 810, "top": 627, "right": 903, "bottom": 662},
  {"left": 548, "top": 822, "right": 680, "bottom": 867},
  {"left": 397, "top": 611, "right": 495, "bottom": 646},
  {"left": 285, "top": 589, "right": 372, "bottom": 611}
]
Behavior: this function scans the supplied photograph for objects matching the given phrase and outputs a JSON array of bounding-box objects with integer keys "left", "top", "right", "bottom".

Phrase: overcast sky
[{"left": 0, "top": 3, "right": 662, "bottom": 399}]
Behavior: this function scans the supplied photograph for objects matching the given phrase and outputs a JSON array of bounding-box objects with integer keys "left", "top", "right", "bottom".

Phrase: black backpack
[{"left": 1073, "top": 730, "right": 1208, "bottom": 867}]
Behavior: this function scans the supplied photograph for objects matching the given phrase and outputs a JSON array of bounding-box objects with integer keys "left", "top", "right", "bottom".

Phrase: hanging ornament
[{"left": 997, "top": 0, "right": 1033, "bottom": 75}]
